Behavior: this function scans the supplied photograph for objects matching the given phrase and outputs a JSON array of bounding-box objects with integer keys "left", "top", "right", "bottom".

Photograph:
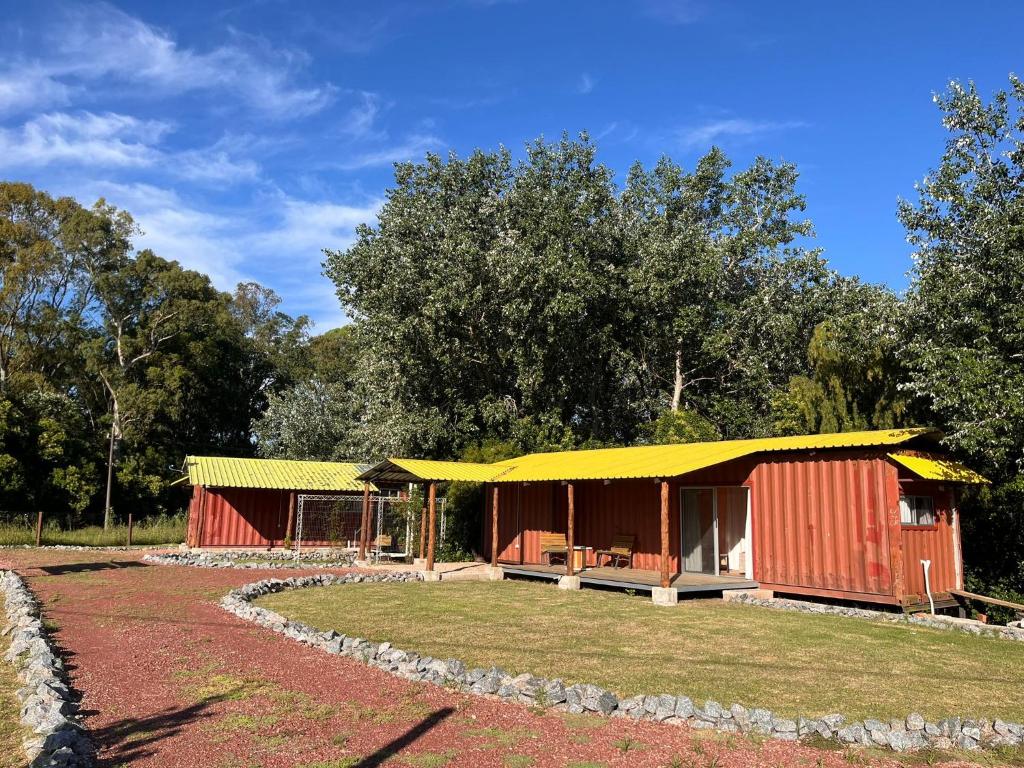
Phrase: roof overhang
[{"left": 888, "top": 452, "right": 989, "bottom": 484}]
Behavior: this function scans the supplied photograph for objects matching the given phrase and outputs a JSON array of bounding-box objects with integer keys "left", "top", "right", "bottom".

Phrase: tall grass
[{"left": 0, "top": 514, "right": 186, "bottom": 547}]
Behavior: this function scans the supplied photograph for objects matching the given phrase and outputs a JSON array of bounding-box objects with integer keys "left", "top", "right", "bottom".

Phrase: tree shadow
[
  {"left": 91, "top": 692, "right": 246, "bottom": 766},
  {"left": 37, "top": 560, "right": 150, "bottom": 575},
  {"left": 352, "top": 707, "right": 455, "bottom": 768},
  {"left": 90, "top": 701, "right": 455, "bottom": 766}
]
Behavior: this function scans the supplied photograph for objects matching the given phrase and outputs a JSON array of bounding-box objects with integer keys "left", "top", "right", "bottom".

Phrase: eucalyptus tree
[
  {"left": 899, "top": 75, "right": 1024, "bottom": 472},
  {"left": 899, "top": 75, "right": 1024, "bottom": 599},
  {"left": 621, "top": 149, "right": 841, "bottom": 438}
]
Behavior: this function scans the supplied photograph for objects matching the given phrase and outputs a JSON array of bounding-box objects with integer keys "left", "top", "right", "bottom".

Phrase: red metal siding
[
  {"left": 189, "top": 487, "right": 363, "bottom": 548},
  {"left": 898, "top": 480, "right": 959, "bottom": 602},
  {"left": 186, "top": 486, "right": 203, "bottom": 547},
  {"left": 480, "top": 450, "right": 966, "bottom": 606},
  {"left": 749, "top": 453, "right": 896, "bottom": 600},
  {"left": 575, "top": 480, "right": 676, "bottom": 571},
  {"left": 200, "top": 488, "right": 288, "bottom": 547}
]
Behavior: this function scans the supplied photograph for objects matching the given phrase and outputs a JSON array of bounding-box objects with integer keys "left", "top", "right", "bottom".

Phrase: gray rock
[
  {"left": 772, "top": 718, "right": 797, "bottom": 734},
  {"left": 654, "top": 694, "right": 677, "bottom": 721},
  {"left": 906, "top": 712, "right": 925, "bottom": 731},
  {"left": 674, "top": 696, "right": 694, "bottom": 719},
  {"left": 887, "top": 730, "right": 915, "bottom": 752}
]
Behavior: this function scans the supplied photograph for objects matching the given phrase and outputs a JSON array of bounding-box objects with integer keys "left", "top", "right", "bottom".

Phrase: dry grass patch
[
  {"left": 0, "top": 638, "right": 30, "bottom": 768},
  {"left": 256, "top": 580, "right": 1024, "bottom": 722}
]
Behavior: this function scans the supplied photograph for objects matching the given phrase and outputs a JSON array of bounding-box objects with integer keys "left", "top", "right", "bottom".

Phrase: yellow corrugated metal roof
[
  {"left": 490, "top": 428, "right": 940, "bottom": 483},
  {"left": 184, "top": 456, "right": 376, "bottom": 492},
  {"left": 888, "top": 452, "right": 989, "bottom": 484},
  {"left": 389, "top": 458, "right": 503, "bottom": 482},
  {"left": 360, "top": 428, "right": 947, "bottom": 484}
]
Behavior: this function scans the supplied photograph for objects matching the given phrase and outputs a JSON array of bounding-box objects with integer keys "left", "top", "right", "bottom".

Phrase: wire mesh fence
[{"left": 295, "top": 492, "right": 446, "bottom": 561}]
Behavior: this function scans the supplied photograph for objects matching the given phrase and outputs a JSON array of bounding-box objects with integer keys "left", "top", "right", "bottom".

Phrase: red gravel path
[{"left": 0, "top": 549, "right": 915, "bottom": 768}]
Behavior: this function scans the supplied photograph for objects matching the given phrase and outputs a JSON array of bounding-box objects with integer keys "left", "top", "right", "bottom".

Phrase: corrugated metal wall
[
  {"left": 749, "top": 453, "right": 895, "bottom": 598},
  {"left": 189, "top": 487, "right": 368, "bottom": 547},
  {"left": 898, "top": 480, "right": 958, "bottom": 601},
  {"left": 481, "top": 451, "right": 964, "bottom": 606},
  {"left": 199, "top": 487, "right": 290, "bottom": 547}
]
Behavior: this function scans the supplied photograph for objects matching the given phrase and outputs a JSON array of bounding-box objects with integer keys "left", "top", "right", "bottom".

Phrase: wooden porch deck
[{"left": 500, "top": 563, "right": 758, "bottom": 594}]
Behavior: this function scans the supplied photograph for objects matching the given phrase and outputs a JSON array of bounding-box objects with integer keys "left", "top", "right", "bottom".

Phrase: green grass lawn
[
  {"left": 0, "top": 639, "right": 30, "bottom": 768},
  {"left": 257, "top": 580, "right": 1024, "bottom": 723},
  {"left": 0, "top": 515, "right": 185, "bottom": 547}
]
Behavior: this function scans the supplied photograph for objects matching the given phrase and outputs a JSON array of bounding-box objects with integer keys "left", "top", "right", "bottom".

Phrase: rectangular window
[{"left": 899, "top": 495, "right": 935, "bottom": 526}]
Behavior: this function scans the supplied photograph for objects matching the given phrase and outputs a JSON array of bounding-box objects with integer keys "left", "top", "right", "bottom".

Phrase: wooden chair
[
  {"left": 539, "top": 532, "right": 569, "bottom": 565},
  {"left": 594, "top": 534, "right": 635, "bottom": 569}
]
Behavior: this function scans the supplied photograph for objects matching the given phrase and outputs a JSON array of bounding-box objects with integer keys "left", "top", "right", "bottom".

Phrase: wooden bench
[
  {"left": 372, "top": 534, "right": 405, "bottom": 561},
  {"left": 594, "top": 534, "right": 635, "bottom": 569},
  {"left": 539, "top": 532, "right": 569, "bottom": 565}
]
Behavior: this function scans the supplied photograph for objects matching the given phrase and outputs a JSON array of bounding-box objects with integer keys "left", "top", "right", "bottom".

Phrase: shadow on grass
[
  {"left": 37, "top": 560, "right": 150, "bottom": 575},
  {"left": 353, "top": 707, "right": 455, "bottom": 768}
]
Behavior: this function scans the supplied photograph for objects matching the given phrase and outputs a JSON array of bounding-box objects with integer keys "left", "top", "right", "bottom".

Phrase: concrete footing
[
  {"left": 651, "top": 586, "right": 678, "bottom": 606},
  {"left": 487, "top": 566, "right": 505, "bottom": 581},
  {"left": 421, "top": 570, "right": 441, "bottom": 582},
  {"left": 557, "top": 575, "right": 581, "bottom": 590}
]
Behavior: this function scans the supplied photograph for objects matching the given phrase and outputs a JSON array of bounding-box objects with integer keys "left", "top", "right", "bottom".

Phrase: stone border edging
[
  {"left": 724, "top": 592, "right": 1024, "bottom": 642},
  {"left": 0, "top": 545, "right": 168, "bottom": 552},
  {"left": 217, "top": 573, "right": 1024, "bottom": 754},
  {"left": 145, "top": 551, "right": 357, "bottom": 570},
  {"left": 1, "top": 570, "right": 92, "bottom": 768}
]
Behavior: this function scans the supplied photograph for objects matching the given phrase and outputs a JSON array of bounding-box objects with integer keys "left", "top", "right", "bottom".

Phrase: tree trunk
[
  {"left": 103, "top": 424, "right": 116, "bottom": 529},
  {"left": 670, "top": 342, "right": 684, "bottom": 412},
  {"left": 103, "top": 397, "right": 121, "bottom": 530}
]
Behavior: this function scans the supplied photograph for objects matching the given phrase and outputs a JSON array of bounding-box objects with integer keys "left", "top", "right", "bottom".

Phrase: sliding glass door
[{"left": 681, "top": 488, "right": 716, "bottom": 574}]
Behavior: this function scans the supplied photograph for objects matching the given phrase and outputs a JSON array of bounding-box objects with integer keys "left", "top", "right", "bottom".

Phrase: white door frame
[{"left": 679, "top": 485, "right": 752, "bottom": 579}]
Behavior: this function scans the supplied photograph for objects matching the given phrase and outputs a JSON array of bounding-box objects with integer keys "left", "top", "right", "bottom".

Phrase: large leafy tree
[
  {"left": 0, "top": 182, "right": 311, "bottom": 525},
  {"left": 773, "top": 284, "right": 913, "bottom": 435},
  {"left": 325, "top": 134, "right": 633, "bottom": 458},
  {"left": 898, "top": 75, "right": 1024, "bottom": 598},
  {"left": 622, "top": 150, "right": 864, "bottom": 439}
]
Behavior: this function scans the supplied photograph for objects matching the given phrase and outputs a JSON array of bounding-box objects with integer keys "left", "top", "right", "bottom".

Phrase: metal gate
[{"left": 295, "top": 493, "right": 446, "bottom": 560}]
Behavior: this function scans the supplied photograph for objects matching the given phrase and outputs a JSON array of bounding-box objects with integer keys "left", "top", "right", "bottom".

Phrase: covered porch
[{"left": 499, "top": 562, "right": 757, "bottom": 594}]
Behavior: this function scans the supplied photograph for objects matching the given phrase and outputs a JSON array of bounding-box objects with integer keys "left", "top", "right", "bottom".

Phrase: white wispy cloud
[
  {"left": 340, "top": 91, "right": 384, "bottom": 138},
  {"left": 0, "top": 111, "right": 170, "bottom": 168},
  {"left": 578, "top": 73, "right": 596, "bottom": 95},
  {"left": 0, "top": 66, "right": 72, "bottom": 115},
  {"left": 335, "top": 134, "right": 444, "bottom": 170},
  {"left": 2, "top": 3, "right": 335, "bottom": 119},
  {"left": 675, "top": 118, "right": 807, "bottom": 149},
  {"left": 0, "top": 111, "right": 261, "bottom": 184},
  {"left": 85, "top": 181, "right": 379, "bottom": 329}
]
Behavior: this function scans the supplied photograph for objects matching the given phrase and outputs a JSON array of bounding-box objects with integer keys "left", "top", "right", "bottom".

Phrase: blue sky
[{"left": 1, "top": 1, "right": 1021, "bottom": 329}]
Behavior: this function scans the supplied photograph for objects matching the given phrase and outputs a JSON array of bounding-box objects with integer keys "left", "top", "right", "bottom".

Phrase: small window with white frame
[{"left": 900, "top": 495, "right": 935, "bottom": 526}]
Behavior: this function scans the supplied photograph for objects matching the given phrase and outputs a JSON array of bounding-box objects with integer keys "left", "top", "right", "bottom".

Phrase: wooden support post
[
  {"left": 491, "top": 485, "right": 500, "bottom": 568},
  {"left": 426, "top": 482, "right": 437, "bottom": 572},
  {"left": 35, "top": 510, "right": 43, "bottom": 548},
  {"left": 418, "top": 493, "right": 427, "bottom": 560},
  {"left": 566, "top": 482, "right": 575, "bottom": 576},
  {"left": 358, "top": 482, "right": 371, "bottom": 561},
  {"left": 883, "top": 464, "right": 906, "bottom": 602},
  {"left": 127, "top": 513, "right": 133, "bottom": 547},
  {"left": 660, "top": 481, "right": 670, "bottom": 589},
  {"left": 285, "top": 492, "right": 296, "bottom": 546}
]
